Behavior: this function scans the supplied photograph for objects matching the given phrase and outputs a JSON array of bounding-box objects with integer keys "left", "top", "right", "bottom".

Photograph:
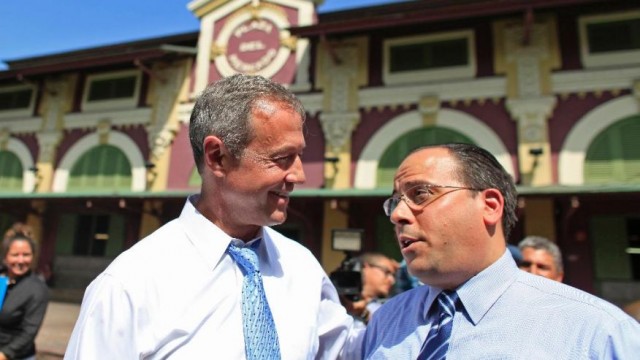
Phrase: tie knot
[
  {"left": 227, "top": 241, "right": 260, "bottom": 274},
  {"left": 437, "top": 290, "right": 460, "bottom": 316}
]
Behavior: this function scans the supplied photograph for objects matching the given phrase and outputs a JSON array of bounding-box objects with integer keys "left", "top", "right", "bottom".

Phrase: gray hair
[
  {"left": 414, "top": 143, "right": 518, "bottom": 239},
  {"left": 518, "top": 236, "right": 564, "bottom": 273},
  {"left": 189, "top": 74, "right": 306, "bottom": 173}
]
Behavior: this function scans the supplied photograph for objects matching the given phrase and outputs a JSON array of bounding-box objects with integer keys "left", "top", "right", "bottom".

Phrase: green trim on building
[{"left": 1, "top": 184, "right": 640, "bottom": 200}]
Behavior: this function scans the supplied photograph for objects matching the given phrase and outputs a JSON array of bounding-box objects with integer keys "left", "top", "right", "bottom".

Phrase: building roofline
[
  {"left": 0, "top": 31, "right": 199, "bottom": 80},
  {"left": 291, "top": 0, "right": 609, "bottom": 37}
]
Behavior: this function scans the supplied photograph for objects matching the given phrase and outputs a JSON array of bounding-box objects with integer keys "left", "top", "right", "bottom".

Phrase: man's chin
[{"left": 267, "top": 210, "right": 287, "bottom": 226}]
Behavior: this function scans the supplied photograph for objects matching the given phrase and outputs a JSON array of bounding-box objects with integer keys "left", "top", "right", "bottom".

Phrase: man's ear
[
  {"left": 482, "top": 188, "right": 504, "bottom": 227},
  {"left": 202, "top": 135, "right": 227, "bottom": 176}
]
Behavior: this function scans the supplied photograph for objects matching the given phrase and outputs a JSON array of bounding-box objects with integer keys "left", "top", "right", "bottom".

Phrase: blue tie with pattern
[
  {"left": 227, "top": 241, "right": 281, "bottom": 360},
  {"left": 417, "top": 290, "right": 460, "bottom": 360}
]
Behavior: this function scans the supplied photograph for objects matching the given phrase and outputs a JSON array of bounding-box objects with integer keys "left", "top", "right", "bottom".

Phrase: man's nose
[{"left": 286, "top": 155, "right": 306, "bottom": 184}]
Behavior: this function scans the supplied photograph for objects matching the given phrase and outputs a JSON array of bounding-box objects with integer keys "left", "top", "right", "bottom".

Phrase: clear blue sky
[{"left": 0, "top": 0, "right": 402, "bottom": 70}]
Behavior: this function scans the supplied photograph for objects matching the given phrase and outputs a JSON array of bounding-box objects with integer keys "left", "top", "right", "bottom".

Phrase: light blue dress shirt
[{"left": 363, "top": 250, "right": 640, "bottom": 359}]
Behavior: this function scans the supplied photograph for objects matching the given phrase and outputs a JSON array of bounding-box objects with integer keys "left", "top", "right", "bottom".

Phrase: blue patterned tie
[
  {"left": 227, "top": 241, "right": 281, "bottom": 360},
  {"left": 417, "top": 290, "right": 460, "bottom": 360}
]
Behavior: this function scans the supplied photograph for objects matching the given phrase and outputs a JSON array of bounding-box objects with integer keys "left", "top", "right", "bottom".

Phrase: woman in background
[{"left": 0, "top": 223, "right": 49, "bottom": 360}]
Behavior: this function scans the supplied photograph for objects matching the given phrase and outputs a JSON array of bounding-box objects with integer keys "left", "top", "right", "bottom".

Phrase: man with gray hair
[
  {"left": 518, "top": 235, "right": 564, "bottom": 282},
  {"left": 65, "top": 74, "right": 362, "bottom": 359}
]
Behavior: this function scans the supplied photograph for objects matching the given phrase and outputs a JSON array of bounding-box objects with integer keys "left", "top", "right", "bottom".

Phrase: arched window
[
  {"left": 68, "top": 145, "right": 132, "bottom": 191},
  {"left": 376, "top": 127, "right": 474, "bottom": 187},
  {"left": 0, "top": 150, "right": 23, "bottom": 191},
  {"left": 584, "top": 115, "right": 640, "bottom": 184}
]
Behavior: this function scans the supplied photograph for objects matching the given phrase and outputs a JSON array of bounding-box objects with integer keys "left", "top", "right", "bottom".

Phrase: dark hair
[
  {"left": 2, "top": 234, "right": 37, "bottom": 261},
  {"left": 189, "top": 74, "right": 306, "bottom": 173},
  {"left": 2, "top": 222, "right": 37, "bottom": 266},
  {"left": 413, "top": 143, "right": 518, "bottom": 238}
]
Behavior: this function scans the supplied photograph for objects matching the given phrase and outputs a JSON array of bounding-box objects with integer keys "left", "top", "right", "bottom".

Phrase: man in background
[
  {"left": 518, "top": 235, "right": 564, "bottom": 282},
  {"left": 343, "top": 252, "right": 396, "bottom": 327}
]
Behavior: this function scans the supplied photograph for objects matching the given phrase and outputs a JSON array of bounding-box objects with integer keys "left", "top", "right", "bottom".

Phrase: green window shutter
[
  {"left": 618, "top": 118, "right": 640, "bottom": 181},
  {"left": 55, "top": 214, "right": 77, "bottom": 256},
  {"left": 585, "top": 115, "right": 640, "bottom": 183},
  {"left": 68, "top": 145, "right": 132, "bottom": 191},
  {"left": 376, "top": 127, "right": 474, "bottom": 188},
  {"left": 591, "top": 216, "right": 632, "bottom": 280},
  {"left": 0, "top": 151, "right": 23, "bottom": 191},
  {"left": 188, "top": 167, "right": 201, "bottom": 187},
  {"left": 105, "top": 214, "right": 125, "bottom": 258},
  {"left": 375, "top": 214, "right": 401, "bottom": 261}
]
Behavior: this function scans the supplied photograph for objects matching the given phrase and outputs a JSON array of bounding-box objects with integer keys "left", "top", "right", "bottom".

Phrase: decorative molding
[
  {"left": 176, "top": 102, "right": 195, "bottom": 125},
  {"left": 41, "top": 78, "right": 70, "bottom": 132},
  {"left": 0, "top": 117, "right": 42, "bottom": 134},
  {"left": 147, "top": 65, "right": 184, "bottom": 163},
  {"left": 96, "top": 119, "right": 112, "bottom": 144},
  {"left": 64, "top": 108, "right": 152, "bottom": 130},
  {"left": 506, "top": 96, "right": 556, "bottom": 142},
  {"left": 359, "top": 77, "right": 506, "bottom": 110},
  {"left": 319, "top": 112, "right": 360, "bottom": 155},
  {"left": 552, "top": 66, "right": 640, "bottom": 94},
  {"left": 418, "top": 94, "right": 440, "bottom": 125},
  {"left": 35, "top": 131, "right": 62, "bottom": 164}
]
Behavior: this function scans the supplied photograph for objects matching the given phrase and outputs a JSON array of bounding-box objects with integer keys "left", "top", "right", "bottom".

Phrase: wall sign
[{"left": 212, "top": 4, "right": 295, "bottom": 78}]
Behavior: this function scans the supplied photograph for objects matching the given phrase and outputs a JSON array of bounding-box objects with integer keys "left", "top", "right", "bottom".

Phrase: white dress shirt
[
  {"left": 65, "top": 196, "right": 362, "bottom": 359},
  {"left": 363, "top": 250, "right": 640, "bottom": 359}
]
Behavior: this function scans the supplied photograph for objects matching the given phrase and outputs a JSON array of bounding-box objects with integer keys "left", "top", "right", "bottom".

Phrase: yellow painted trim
[
  {"left": 193, "top": 0, "right": 227, "bottom": 18},
  {"left": 321, "top": 200, "right": 350, "bottom": 273},
  {"left": 139, "top": 200, "right": 163, "bottom": 239},
  {"left": 523, "top": 197, "right": 555, "bottom": 241}
]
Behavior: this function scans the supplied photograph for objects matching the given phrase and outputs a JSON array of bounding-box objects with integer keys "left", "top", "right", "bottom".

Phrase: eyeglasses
[
  {"left": 383, "top": 183, "right": 482, "bottom": 216},
  {"left": 368, "top": 263, "right": 394, "bottom": 278}
]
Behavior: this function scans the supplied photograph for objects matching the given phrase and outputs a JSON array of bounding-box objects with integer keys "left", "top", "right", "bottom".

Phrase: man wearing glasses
[
  {"left": 342, "top": 252, "right": 397, "bottom": 327},
  {"left": 362, "top": 143, "right": 640, "bottom": 359}
]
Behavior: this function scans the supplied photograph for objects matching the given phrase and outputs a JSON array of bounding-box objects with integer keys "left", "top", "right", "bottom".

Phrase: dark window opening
[
  {"left": 87, "top": 76, "right": 136, "bottom": 101},
  {"left": 587, "top": 18, "right": 640, "bottom": 53},
  {"left": 73, "top": 214, "right": 110, "bottom": 256},
  {"left": 627, "top": 218, "right": 640, "bottom": 280},
  {"left": 390, "top": 38, "right": 468, "bottom": 73},
  {"left": 0, "top": 89, "right": 32, "bottom": 111}
]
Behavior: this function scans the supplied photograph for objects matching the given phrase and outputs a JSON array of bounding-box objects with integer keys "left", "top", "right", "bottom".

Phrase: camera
[
  {"left": 330, "top": 256, "right": 362, "bottom": 301},
  {"left": 329, "top": 228, "right": 364, "bottom": 301}
]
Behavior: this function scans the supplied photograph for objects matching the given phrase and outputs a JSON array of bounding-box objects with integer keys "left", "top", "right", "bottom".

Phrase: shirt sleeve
[
  {"left": 64, "top": 273, "right": 139, "bottom": 359},
  {"left": 314, "top": 275, "right": 364, "bottom": 360},
  {"left": 602, "top": 317, "right": 640, "bottom": 358}
]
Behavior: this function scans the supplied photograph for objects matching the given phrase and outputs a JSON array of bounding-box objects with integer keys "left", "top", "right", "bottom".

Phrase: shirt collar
[
  {"left": 456, "top": 249, "right": 520, "bottom": 325},
  {"left": 179, "top": 195, "right": 273, "bottom": 271}
]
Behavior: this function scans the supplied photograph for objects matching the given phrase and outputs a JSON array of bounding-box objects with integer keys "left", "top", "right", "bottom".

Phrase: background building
[{"left": 0, "top": 0, "right": 639, "bottom": 306}]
